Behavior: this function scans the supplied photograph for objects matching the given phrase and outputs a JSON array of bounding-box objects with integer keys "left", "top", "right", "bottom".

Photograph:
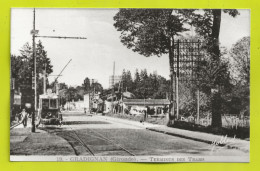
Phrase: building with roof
[
  {"left": 123, "top": 99, "right": 170, "bottom": 106},
  {"left": 122, "top": 99, "right": 170, "bottom": 115}
]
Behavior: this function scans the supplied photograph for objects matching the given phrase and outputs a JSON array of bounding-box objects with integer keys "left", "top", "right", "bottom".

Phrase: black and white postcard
[{"left": 10, "top": 8, "right": 250, "bottom": 162}]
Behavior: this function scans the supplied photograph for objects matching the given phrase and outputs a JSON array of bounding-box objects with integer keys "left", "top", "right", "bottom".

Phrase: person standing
[
  {"left": 58, "top": 105, "right": 63, "bottom": 126},
  {"left": 20, "top": 109, "right": 28, "bottom": 127}
]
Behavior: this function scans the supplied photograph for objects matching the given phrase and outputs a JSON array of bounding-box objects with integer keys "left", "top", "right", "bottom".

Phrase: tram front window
[
  {"left": 42, "top": 99, "right": 49, "bottom": 109},
  {"left": 50, "top": 99, "right": 57, "bottom": 109}
]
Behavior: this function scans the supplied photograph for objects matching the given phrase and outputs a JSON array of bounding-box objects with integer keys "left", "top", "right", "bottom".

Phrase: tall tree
[
  {"left": 178, "top": 9, "right": 239, "bottom": 58},
  {"left": 65, "top": 87, "right": 78, "bottom": 101},
  {"left": 140, "top": 69, "right": 148, "bottom": 81},
  {"left": 229, "top": 36, "right": 250, "bottom": 116},
  {"left": 83, "top": 77, "right": 91, "bottom": 92},
  {"left": 91, "top": 82, "right": 103, "bottom": 93},
  {"left": 20, "top": 41, "right": 53, "bottom": 76},
  {"left": 190, "top": 9, "right": 239, "bottom": 127},
  {"left": 12, "top": 41, "right": 53, "bottom": 106},
  {"left": 125, "top": 70, "right": 133, "bottom": 91},
  {"left": 229, "top": 36, "right": 250, "bottom": 85},
  {"left": 58, "top": 82, "right": 68, "bottom": 90},
  {"left": 152, "top": 75, "right": 170, "bottom": 99},
  {"left": 120, "top": 69, "right": 134, "bottom": 93},
  {"left": 121, "top": 69, "right": 127, "bottom": 91},
  {"left": 132, "top": 69, "right": 141, "bottom": 96},
  {"left": 11, "top": 54, "right": 30, "bottom": 90}
]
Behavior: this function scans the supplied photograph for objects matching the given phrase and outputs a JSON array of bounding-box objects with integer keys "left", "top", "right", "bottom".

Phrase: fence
[
  {"left": 222, "top": 114, "right": 250, "bottom": 129},
  {"left": 180, "top": 114, "right": 250, "bottom": 129}
]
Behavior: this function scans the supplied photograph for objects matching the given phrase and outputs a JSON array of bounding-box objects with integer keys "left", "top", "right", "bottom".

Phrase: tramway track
[{"left": 41, "top": 125, "right": 136, "bottom": 156}]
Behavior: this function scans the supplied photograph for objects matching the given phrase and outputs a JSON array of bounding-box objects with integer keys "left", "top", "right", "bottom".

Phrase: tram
[{"left": 38, "top": 89, "right": 61, "bottom": 125}]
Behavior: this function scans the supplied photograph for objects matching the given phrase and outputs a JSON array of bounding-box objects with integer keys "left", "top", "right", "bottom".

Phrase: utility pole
[
  {"left": 31, "top": 8, "right": 36, "bottom": 132},
  {"left": 43, "top": 64, "right": 46, "bottom": 94},
  {"left": 111, "top": 61, "right": 115, "bottom": 113},
  {"left": 167, "top": 36, "right": 175, "bottom": 126},
  {"left": 197, "top": 89, "right": 200, "bottom": 124},
  {"left": 196, "top": 40, "right": 201, "bottom": 125},
  {"left": 176, "top": 39, "right": 180, "bottom": 120},
  {"left": 90, "top": 79, "right": 97, "bottom": 112},
  {"left": 31, "top": 8, "right": 87, "bottom": 132}
]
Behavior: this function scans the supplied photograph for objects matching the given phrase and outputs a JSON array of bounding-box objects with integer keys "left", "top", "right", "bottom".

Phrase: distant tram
[{"left": 38, "top": 90, "right": 61, "bottom": 125}]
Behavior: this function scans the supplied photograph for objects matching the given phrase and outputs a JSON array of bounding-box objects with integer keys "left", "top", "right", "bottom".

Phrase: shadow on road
[
  {"left": 63, "top": 121, "right": 110, "bottom": 125},
  {"left": 62, "top": 113, "right": 89, "bottom": 117}
]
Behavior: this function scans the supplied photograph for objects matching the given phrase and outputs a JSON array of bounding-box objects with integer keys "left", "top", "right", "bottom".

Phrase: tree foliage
[
  {"left": 91, "top": 82, "right": 103, "bottom": 93},
  {"left": 82, "top": 77, "right": 103, "bottom": 93},
  {"left": 58, "top": 82, "right": 68, "bottom": 90},
  {"left": 228, "top": 36, "right": 250, "bottom": 116},
  {"left": 229, "top": 36, "right": 250, "bottom": 85},
  {"left": 114, "top": 9, "right": 241, "bottom": 128},
  {"left": 178, "top": 9, "right": 239, "bottom": 58},
  {"left": 20, "top": 41, "right": 53, "bottom": 75},
  {"left": 117, "top": 69, "right": 170, "bottom": 99},
  {"left": 11, "top": 41, "right": 53, "bottom": 104},
  {"left": 64, "top": 87, "right": 78, "bottom": 101},
  {"left": 121, "top": 69, "right": 133, "bottom": 92},
  {"left": 114, "top": 9, "right": 188, "bottom": 57},
  {"left": 83, "top": 77, "right": 91, "bottom": 92}
]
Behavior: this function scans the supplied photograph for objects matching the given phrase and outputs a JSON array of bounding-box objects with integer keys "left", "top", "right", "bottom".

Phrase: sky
[{"left": 11, "top": 8, "right": 250, "bottom": 89}]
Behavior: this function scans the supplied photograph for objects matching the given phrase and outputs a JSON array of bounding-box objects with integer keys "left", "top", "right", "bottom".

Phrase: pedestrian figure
[
  {"left": 140, "top": 110, "right": 146, "bottom": 125},
  {"left": 58, "top": 106, "right": 63, "bottom": 126},
  {"left": 20, "top": 109, "right": 28, "bottom": 127},
  {"left": 144, "top": 110, "right": 147, "bottom": 121},
  {"left": 15, "top": 112, "right": 21, "bottom": 122}
]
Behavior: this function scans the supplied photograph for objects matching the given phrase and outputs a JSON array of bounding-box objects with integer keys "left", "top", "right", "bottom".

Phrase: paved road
[{"left": 40, "top": 111, "right": 248, "bottom": 156}]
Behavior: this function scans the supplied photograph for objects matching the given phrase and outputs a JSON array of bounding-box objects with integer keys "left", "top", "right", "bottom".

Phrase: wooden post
[
  {"left": 112, "top": 61, "right": 115, "bottom": 114},
  {"left": 176, "top": 40, "right": 180, "bottom": 120},
  {"left": 197, "top": 89, "right": 200, "bottom": 124},
  {"left": 167, "top": 36, "right": 175, "bottom": 126},
  {"left": 43, "top": 65, "right": 46, "bottom": 94},
  {"left": 31, "top": 8, "right": 36, "bottom": 133},
  {"left": 207, "top": 112, "right": 210, "bottom": 126}
]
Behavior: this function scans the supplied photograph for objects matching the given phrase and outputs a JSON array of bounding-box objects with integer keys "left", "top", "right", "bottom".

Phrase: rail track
[{"left": 41, "top": 125, "right": 135, "bottom": 156}]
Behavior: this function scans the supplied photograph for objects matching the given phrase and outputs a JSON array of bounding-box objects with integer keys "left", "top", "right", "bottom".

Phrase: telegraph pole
[
  {"left": 176, "top": 39, "right": 180, "bottom": 120},
  {"left": 31, "top": 8, "right": 36, "bottom": 132},
  {"left": 197, "top": 89, "right": 200, "bottom": 124},
  {"left": 43, "top": 64, "right": 46, "bottom": 94},
  {"left": 112, "top": 61, "right": 115, "bottom": 113},
  {"left": 31, "top": 8, "right": 87, "bottom": 132}
]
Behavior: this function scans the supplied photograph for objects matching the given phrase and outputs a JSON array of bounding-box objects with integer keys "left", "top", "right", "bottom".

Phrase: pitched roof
[{"left": 123, "top": 99, "right": 170, "bottom": 106}]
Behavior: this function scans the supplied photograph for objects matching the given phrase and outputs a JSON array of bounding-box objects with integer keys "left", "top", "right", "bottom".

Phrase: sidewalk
[
  {"left": 95, "top": 114, "right": 161, "bottom": 129},
  {"left": 97, "top": 115, "right": 250, "bottom": 153},
  {"left": 10, "top": 127, "right": 75, "bottom": 156}
]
